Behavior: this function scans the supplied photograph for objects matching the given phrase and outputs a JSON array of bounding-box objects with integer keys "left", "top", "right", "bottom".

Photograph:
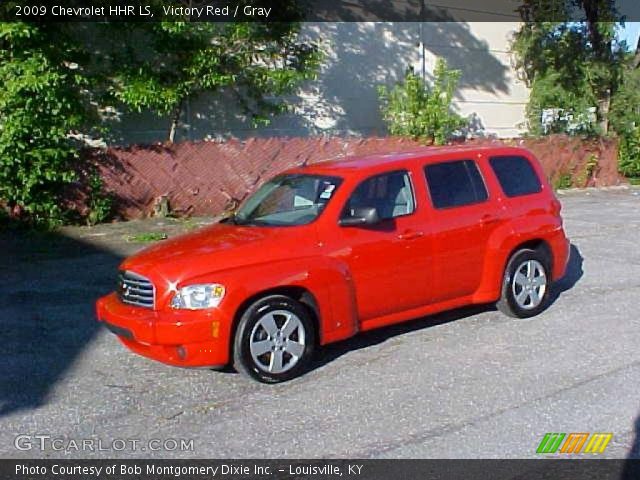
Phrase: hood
[{"left": 120, "top": 222, "right": 316, "bottom": 283}]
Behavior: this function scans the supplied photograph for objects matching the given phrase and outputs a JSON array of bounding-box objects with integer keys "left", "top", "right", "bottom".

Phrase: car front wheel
[
  {"left": 497, "top": 248, "right": 551, "bottom": 318},
  {"left": 233, "top": 295, "right": 315, "bottom": 383}
]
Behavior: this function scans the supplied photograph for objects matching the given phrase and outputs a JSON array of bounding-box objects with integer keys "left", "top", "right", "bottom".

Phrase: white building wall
[{"left": 110, "top": 22, "right": 528, "bottom": 144}]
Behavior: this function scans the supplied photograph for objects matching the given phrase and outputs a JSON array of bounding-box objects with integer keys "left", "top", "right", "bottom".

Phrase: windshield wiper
[
  {"left": 222, "top": 213, "right": 273, "bottom": 227},
  {"left": 220, "top": 213, "right": 239, "bottom": 225}
]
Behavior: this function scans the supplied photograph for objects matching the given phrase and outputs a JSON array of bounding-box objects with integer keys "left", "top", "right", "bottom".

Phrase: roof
[{"left": 289, "top": 143, "right": 528, "bottom": 176}]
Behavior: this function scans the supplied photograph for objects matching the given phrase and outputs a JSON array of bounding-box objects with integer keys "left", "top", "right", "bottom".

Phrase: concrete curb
[{"left": 556, "top": 184, "right": 639, "bottom": 195}]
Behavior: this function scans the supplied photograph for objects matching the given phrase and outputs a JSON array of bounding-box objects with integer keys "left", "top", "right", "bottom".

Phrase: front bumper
[{"left": 96, "top": 293, "right": 230, "bottom": 367}]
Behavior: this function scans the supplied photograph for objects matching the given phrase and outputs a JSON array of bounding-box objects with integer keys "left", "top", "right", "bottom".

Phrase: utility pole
[{"left": 419, "top": 0, "right": 427, "bottom": 82}]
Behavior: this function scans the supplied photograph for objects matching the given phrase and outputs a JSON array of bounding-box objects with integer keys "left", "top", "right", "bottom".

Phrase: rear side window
[
  {"left": 489, "top": 155, "right": 542, "bottom": 197},
  {"left": 424, "top": 160, "right": 488, "bottom": 209}
]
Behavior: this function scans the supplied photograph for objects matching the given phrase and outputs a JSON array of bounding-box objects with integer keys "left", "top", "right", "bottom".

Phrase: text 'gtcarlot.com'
[{"left": 14, "top": 434, "right": 194, "bottom": 452}]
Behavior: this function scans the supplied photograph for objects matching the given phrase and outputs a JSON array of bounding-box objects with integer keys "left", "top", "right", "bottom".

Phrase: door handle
[{"left": 397, "top": 230, "right": 424, "bottom": 241}]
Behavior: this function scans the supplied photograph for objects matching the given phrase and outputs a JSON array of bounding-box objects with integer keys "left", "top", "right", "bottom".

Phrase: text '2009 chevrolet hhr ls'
[{"left": 96, "top": 145, "right": 570, "bottom": 382}]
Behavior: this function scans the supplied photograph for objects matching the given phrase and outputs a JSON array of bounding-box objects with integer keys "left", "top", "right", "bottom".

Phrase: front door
[{"left": 330, "top": 170, "right": 432, "bottom": 322}]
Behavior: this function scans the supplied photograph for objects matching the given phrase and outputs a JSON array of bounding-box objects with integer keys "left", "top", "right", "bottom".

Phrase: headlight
[{"left": 170, "top": 284, "right": 225, "bottom": 310}]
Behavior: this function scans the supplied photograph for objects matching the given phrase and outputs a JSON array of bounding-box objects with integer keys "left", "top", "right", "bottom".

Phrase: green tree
[
  {"left": 0, "top": 9, "right": 321, "bottom": 225},
  {"left": 377, "top": 59, "right": 467, "bottom": 145},
  {"left": 512, "top": 0, "right": 625, "bottom": 135},
  {"left": 0, "top": 23, "right": 96, "bottom": 226},
  {"left": 112, "top": 21, "right": 321, "bottom": 142},
  {"left": 512, "top": 0, "right": 640, "bottom": 177}
]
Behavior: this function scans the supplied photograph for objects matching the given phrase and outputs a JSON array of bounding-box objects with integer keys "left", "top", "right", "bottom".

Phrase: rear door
[{"left": 423, "top": 158, "right": 502, "bottom": 302}]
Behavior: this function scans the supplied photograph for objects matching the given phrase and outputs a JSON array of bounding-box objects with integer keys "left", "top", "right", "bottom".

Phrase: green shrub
[
  {"left": 0, "top": 61, "right": 80, "bottom": 226},
  {"left": 610, "top": 66, "right": 640, "bottom": 178},
  {"left": 85, "top": 169, "right": 113, "bottom": 226},
  {"left": 554, "top": 173, "right": 574, "bottom": 190},
  {"left": 0, "top": 24, "right": 86, "bottom": 227},
  {"left": 377, "top": 59, "right": 467, "bottom": 145},
  {"left": 618, "top": 127, "right": 640, "bottom": 177}
]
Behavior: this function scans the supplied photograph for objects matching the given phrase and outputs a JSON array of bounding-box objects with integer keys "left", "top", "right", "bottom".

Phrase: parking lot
[{"left": 1, "top": 188, "right": 640, "bottom": 459}]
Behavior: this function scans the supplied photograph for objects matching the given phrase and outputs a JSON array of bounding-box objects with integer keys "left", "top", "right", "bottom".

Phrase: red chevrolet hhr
[{"left": 97, "top": 145, "right": 570, "bottom": 382}]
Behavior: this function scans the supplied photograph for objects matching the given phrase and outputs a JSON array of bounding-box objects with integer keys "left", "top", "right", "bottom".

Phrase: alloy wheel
[
  {"left": 511, "top": 259, "right": 547, "bottom": 310},
  {"left": 249, "top": 310, "right": 306, "bottom": 374}
]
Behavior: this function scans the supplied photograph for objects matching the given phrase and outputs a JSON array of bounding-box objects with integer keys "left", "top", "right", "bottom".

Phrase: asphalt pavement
[{"left": 1, "top": 188, "right": 639, "bottom": 459}]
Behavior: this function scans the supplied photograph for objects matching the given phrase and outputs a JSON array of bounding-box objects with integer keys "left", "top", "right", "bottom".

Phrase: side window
[
  {"left": 489, "top": 155, "right": 542, "bottom": 197},
  {"left": 424, "top": 160, "right": 488, "bottom": 209},
  {"left": 342, "top": 171, "right": 415, "bottom": 221}
]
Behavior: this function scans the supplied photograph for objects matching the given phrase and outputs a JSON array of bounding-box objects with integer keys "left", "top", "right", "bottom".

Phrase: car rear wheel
[
  {"left": 233, "top": 295, "right": 315, "bottom": 383},
  {"left": 497, "top": 248, "right": 550, "bottom": 318}
]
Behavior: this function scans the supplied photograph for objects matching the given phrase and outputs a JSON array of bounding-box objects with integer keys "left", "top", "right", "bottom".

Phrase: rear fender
[{"left": 474, "top": 214, "right": 559, "bottom": 303}]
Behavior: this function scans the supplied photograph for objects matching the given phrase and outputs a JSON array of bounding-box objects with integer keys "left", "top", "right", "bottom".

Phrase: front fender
[{"left": 181, "top": 256, "right": 359, "bottom": 346}]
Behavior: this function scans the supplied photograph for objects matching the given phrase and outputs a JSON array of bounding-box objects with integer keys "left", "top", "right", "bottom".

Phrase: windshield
[{"left": 234, "top": 174, "right": 342, "bottom": 226}]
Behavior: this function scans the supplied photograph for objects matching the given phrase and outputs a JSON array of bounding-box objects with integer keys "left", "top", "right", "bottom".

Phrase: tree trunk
[
  {"left": 597, "top": 91, "right": 611, "bottom": 134},
  {"left": 634, "top": 36, "right": 640, "bottom": 69},
  {"left": 583, "top": 0, "right": 606, "bottom": 57},
  {"left": 582, "top": 2, "right": 614, "bottom": 134},
  {"left": 168, "top": 99, "right": 184, "bottom": 143}
]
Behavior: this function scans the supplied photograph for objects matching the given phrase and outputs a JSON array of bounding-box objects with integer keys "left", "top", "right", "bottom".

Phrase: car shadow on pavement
[
  {"left": 0, "top": 228, "right": 121, "bottom": 418},
  {"left": 310, "top": 243, "right": 584, "bottom": 374},
  {"left": 548, "top": 243, "right": 584, "bottom": 305},
  {"left": 309, "top": 303, "right": 497, "bottom": 373},
  {"left": 621, "top": 415, "right": 640, "bottom": 479}
]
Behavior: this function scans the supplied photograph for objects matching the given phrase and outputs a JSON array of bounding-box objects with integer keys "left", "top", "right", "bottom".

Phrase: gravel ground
[{"left": 1, "top": 188, "right": 639, "bottom": 459}]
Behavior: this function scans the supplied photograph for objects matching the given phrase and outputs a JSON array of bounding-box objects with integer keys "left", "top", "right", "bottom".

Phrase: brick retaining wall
[{"left": 77, "top": 135, "right": 623, "bottom": 220}]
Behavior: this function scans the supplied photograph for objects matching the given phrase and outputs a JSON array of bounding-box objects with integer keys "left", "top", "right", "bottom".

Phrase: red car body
[{"left": 96, "top": 145, "right": 569, "bottom": 372}]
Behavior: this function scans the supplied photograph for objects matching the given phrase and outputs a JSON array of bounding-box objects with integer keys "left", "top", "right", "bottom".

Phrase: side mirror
[{"left": 339, "top": 206, "right": 380, "bottom": 227}]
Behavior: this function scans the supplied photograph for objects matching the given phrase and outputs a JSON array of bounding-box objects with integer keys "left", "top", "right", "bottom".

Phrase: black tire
[
  {"left": 233, "top": 295, "right": 315, "bottom": 383},
  {"left": 497, "top": 248, "right": 551, "bottom": 319}
]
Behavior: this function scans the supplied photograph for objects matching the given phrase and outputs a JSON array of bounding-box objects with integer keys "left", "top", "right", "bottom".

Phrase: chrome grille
[{"left": 117, "top": 271, "right": 155, "bottom": 308}]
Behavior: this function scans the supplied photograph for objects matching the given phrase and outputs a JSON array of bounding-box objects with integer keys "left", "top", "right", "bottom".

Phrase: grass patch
[
  {"left": 628, "top": 177, "right": 640, "bottom": 186},
  {"left": 126, "top": 232, "right": 168, "bottom": 243},
  {"left": 181, "top": 219, "right": 200, "bottom": 231},
  {"left": 554, "top": 174, "right": 574, "bottom": 190}
]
